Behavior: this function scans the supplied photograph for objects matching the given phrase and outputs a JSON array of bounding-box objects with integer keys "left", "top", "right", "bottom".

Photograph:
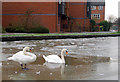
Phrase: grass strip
[{"left": 1, "top": 32, "right": 120, "bottom": 37}]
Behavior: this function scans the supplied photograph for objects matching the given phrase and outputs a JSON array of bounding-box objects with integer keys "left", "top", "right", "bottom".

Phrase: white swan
[
  {"left": 8, "top": 47, "right": 37, "bottom": 69},
  {"left": 43, "top": 49, "right": 68, "bottom": 63}
]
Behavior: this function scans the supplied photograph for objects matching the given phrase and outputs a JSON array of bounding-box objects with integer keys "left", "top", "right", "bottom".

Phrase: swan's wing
[
  {"left": 12, "top": 51, "right": 23, "bottom": 58},
  {"left": 26, "top": 52, "right": 37, "bottom": 59},
  {"left": 8, "top": 51, "right": 22, "bottom": 60},
  {"left": 12, "top": 51, "right": 36, "bottom": 64},
  {"left": 12, "top": 51, "right": 25, "bottom": 62},
  {"left": 26, "top": 52, "right": 35, "bottom": 56},
  {"left": 46, "top": 55, "right": 62, "bottom": 63},
  {"left": 26, "top": 52, "right": 37, "bottom": 61}
]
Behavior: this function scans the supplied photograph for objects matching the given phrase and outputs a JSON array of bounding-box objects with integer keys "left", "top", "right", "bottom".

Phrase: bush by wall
[
  {"left": 5, "top": 26, "right": 49, "bottom": 33},
  {"left": 91, "top": 26, "right": 99, "bottom": 32},
  {"left": 28, "top": 26, "right": 49, "bottom": 33},
  {"left": 90, "top": 20, "right": 96, "bottom": 32},
  {"left": 6, "top": 26, "right": 26, "bottom": 33},
  {"left": 99, "top": 21, "right": 109, "bottom": 31},
  {"left": 0, "top": 26, "right": 6, "bottom": 33}
]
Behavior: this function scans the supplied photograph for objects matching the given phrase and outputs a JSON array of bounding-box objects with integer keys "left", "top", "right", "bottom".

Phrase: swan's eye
[{"left": 66, "top": 51, "right": 68, "bottom": 54}]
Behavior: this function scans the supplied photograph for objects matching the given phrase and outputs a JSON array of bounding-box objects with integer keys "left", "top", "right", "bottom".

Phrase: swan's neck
[
  {"left": 23, "top": 48, "right": 30, "bottom": 56},
  {"left": 61, "top": 51, "right": 65, "bottom": 63},
  {"left": 23, "top": 48, "right": 36, "bottom": 60}
]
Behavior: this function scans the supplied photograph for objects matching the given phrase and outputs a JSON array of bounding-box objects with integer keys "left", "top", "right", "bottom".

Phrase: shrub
[
  {"left": 91, "top": 27, "right": 99, "bottom": 32},
  {"left": 90, "top": 20, "right": 96, "bottom": 32},
  {"left": 90, "top": 20, "right": 96, "bottom": 26},
  {"left": 29, "top": 26, "right": 49, "bottom": 33},
  {"left": 99, "top": 21, "right": 109, "bottom": 31},
  {"left": 2, "top": 28, "right": 6, "bottom": 33},
  {"left": 95, "top": 27, "right": 99, "bottom": 31},
  {"left": 0, "top": 26, "right": 6, "bottom": 33},
  {"left": 6, "top": 26, "right": 26, "bottom": 33},
  {"left": 5, "top": 26, "right": 49, "bottom": 33}
]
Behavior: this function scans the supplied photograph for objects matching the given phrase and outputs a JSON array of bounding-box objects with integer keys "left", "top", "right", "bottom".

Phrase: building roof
[{"left": 1, "top": 0, "right": 105, "bottom": 2}]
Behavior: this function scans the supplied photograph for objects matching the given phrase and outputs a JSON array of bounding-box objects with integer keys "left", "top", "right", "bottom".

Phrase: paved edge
[{"left": 1, "top": 34, "right": 120, "bottom": 41}]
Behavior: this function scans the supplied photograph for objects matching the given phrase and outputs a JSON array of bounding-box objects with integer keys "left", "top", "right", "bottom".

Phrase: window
[
  {"left": 91, "top": 6, "right": 96, "bottom": 10},
  {"left": 91, "top": 14, "right": 100, "bottom": 19},
  {"left": 87, "top": 7, "right": 89, "bottom": 11},
  {"left": 98, "top": 6, "right": 103, "bottom": 10},
  {"left": 62, "top": 2, "right": 66, "bottom": 14}
]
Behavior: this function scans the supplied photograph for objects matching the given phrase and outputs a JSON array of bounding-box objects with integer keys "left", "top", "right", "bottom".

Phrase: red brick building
[
  {"left": 2, "top": 1, "right": 105, "bottom": 33},
  {"left": 89, "top": 2, "right": 105, "bottom": 23}
]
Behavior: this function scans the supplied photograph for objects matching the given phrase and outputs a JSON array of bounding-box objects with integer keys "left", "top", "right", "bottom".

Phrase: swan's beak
[
  {"left": 29, "top": 49, "right": 32, "bottom": 52},
  {"left": 66, "top": 51, "right": 68, "bottom": 54}
]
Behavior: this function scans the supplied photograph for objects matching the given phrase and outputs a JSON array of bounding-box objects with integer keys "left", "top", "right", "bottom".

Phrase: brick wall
[
  {"left": 91, "top": 6, "right": 105, "bottom": 23},
  {"left": 68, "top": 2, "right": 90, "bottom": 32},
  {"left": 2, "top": 2, "right": 58, "bottom": 33},
  {"left": 2, "top": 2, "right": 93, "bottom": 33}
]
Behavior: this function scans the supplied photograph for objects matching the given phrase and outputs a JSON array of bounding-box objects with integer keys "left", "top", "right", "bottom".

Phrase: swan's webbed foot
[
  {"left": 22, "top": 68, "right": 29, "bottom": 70},
  {"left": 23, "top": 64, "right": 29, "bottom": 70},
  {"left": 21, "top": 64, "right": 29, "bottom": 70}
]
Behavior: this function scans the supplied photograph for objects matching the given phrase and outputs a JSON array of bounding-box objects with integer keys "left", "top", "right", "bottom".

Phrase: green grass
[{"left": 2, "top": 32, "right": 120, "bottom": 37}]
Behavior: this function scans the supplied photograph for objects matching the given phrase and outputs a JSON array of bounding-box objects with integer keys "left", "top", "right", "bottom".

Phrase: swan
[
  {"left": 8, "top": 47, "right": 37, "bottom": 69},
  {"left": 43, "top": 49, "right": 68, "bottom": 63}
]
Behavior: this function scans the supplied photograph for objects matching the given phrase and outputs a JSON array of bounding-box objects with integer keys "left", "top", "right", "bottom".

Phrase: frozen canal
[{"left": 1, "top": 37, "right": 118, "bottom": 80}]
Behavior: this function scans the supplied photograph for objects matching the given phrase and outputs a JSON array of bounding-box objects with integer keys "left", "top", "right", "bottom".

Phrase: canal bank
[
  {"left": 2, "top": 37, "right": 118, "bottom": 80},
  {"left": 1, "top": 32, "right": 120, "bottom": 41}
]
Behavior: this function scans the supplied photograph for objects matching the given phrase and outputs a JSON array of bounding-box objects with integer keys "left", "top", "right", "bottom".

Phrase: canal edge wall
[{"left": 1, "top": 34, "right": 120, "bottom": 41}]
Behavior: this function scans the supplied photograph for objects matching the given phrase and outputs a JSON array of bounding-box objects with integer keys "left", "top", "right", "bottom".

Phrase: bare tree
[
  {"left": 24, "top": 8, "right": 34, "bottom": 28},
  {"left": 107, "top": 15, "right": 116, "bottom": 23},
  {"left": 115, "top": 17, "right": 120, "bottom": 32},
  {"left": 107, "top": 15, "right": 117, "bottom": 30}
]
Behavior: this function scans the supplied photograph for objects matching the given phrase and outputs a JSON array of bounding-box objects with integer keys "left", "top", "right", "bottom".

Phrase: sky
[{"left": 105, "top": 0, "right": 120, "bottom": 20}]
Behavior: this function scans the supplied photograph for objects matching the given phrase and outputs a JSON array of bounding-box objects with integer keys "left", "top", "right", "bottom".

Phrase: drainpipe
[
  {"left": 84, "top": 2, "right": 86, "bottom": 32},
  {"left": 56, "top": 2, "right": 58, "bottom": 32}
]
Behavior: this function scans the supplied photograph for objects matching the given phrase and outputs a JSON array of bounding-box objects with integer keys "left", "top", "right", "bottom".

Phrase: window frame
[
  {"left": 98, "top": 6, "right": 103, "bottom": 10},
  {"left": 91, "top": 6, "right": 96, "bottom": 10},
  {"left": 91, "top": 14, "right": 100, "bottom": 19}
]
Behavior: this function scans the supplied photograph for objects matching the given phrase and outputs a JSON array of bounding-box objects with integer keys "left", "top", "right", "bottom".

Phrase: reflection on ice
[
  {"left": 0, "top": 62, "right": 2, "bottom": 67},
  {"left": 9, "top": 73, "right": 36, "bottom": 80},
  {"left": 43, "top": 62, "right": 65, "bottom": 69}
]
